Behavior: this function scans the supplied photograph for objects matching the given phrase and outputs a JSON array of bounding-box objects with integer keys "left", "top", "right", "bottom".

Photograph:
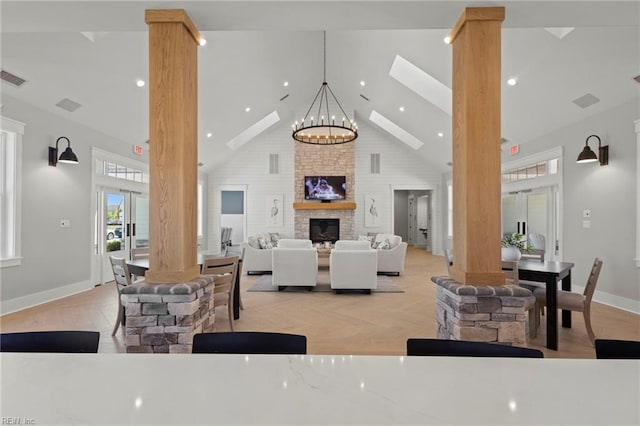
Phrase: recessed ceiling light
[
  {"left": 206, "top": 133, "right": 212, "bottom": 138},
  {"left": 283, "top": 81, "right": 289, "bottom": 87},
  {"left": 443, "top": 36, "right": 451, "bottom": 44},
  {"left": 136, "top": 79, "right": 145, "bottom": 87},
  {"left": 399, "top": 106, "right": 405, "bottom": 112},
  {"left": 245, "top": 107, "right": 251, "bottom": 112},
  {"left": 360, "top": 81, "right": 366, "bottom": 86},
  {"left": 438, "top": 132, "right": 444, "bottom": 138},
  {"left": 199, "top": 38, "right": 207, "bottom": 46},
  {"left": 507, "top": 78, "right": 517, "bottom": 86}
]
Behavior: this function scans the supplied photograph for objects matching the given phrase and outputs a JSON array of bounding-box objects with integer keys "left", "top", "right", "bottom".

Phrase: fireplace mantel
[{"left": 293, "top": 202, "right": 356, "bottom": 210}]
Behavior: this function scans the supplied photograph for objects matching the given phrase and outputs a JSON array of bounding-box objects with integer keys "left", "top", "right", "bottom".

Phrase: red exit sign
[
  {"left": 510, "top": 144, "right": 519, "bottom": 156},
  {"left": 133, "top": 145, "right": 144, "bottom": 156}
]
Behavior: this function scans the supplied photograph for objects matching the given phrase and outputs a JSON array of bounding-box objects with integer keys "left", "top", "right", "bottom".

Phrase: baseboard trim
[
  {"left": 1, "top": 280, "right": 93, "bottom": 315},
  {"left": 573, "top": 284, "right": 640, "bottom": 315}
]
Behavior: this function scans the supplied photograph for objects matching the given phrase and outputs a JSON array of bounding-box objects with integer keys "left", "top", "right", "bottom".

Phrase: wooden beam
[
  {"left": 144, "top": 9, "right": 201, "bottom": 284},
  {"left": 450, "top": 7, "right": 506, "bottom": 286}
]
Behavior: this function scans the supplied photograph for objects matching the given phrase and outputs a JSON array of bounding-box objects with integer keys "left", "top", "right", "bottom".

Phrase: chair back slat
[
  {"left": 131, "top": 248, "right": 149, "bottom": 260},
  {"left": 109, "top": 256, "right": 132, "bottom": 290},
  {"left": 583, "top": 258, "right": 603, "bottom": 301}
]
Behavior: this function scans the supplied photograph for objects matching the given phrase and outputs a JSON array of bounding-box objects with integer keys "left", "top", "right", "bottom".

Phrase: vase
[{"left": 501, "top": 246, "right": 522, "bottom": 261}]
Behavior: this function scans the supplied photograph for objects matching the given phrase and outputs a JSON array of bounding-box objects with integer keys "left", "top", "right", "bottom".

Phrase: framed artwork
[
  {"left": 267, "top": 194, "right": 283, "bottom": 227},
  {"left": 364, "top": 194, "right": 380, "bottom": 227}
]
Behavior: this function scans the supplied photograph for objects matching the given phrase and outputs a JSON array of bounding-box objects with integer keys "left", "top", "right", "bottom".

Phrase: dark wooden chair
[
  {"left": 0, "top": 331, "right": 100, "bottom": 353},
  {"left": 407, "top": 338, "right": 543, "bottom": 358},
  {"left": 595, "top": 339, "right": 640, "bottom": 359},
  {"left": 192, "top": 332, "right": 307, "bottom": 354}
]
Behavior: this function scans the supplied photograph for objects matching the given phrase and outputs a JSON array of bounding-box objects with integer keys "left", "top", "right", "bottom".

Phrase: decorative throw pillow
[
  {"left": 258, "top": 237, "right": 274, "bottom": 249},
  {"left": 358, "top": 234, "right": 375, "bottom": 247},
  {"left": 376, "top": 238, "right": 391, "bottom": 250},
  {"left": 269, "top": 233, "right": 280, "bottom": 245}
]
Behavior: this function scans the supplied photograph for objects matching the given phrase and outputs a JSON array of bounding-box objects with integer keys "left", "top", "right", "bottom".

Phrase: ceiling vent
[
  {"left": 633, "top": 75, "right": 640, "bottom": 84},
  {"left": 1, "top": 70, "right": 27, "bottom": 88},
  {"left": 56, "top": 98, "right": 82, "bottom": 112},
  {"left": 360, "top": 94, "right": 370, "bottom": 101},
  {"left": 572, "top": 93, "right": 600, "bottom": 109}
]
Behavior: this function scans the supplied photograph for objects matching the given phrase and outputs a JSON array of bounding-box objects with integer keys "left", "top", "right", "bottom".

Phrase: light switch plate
[
  {"left": 60, "top": 219, "right": 71, "bottom": 228},
  {"left": 583, "top": 210, "right": 591, "bottom": 218}
]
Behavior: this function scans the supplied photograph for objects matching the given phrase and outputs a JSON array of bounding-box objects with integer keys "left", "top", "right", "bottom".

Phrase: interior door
[{"left": 502, "top": 186, "right": 557, "bottom": 258}]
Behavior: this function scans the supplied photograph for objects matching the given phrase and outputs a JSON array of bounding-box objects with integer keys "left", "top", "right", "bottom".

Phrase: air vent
[
  {"left": 360, "top": 94, "right": 370, "bottom": 101},
  {"left": 572, "top": 93, "right": 600, "bottom": 109},
  {"left": 269, "top": 153, "right": 279, "bottom": 174},
  {"left": 633, "top": 75, "right": 640, "bottom": 84},
  {"left": 1, "top": 70, "right": 27, "bottom": 87},
  {"left": 56, "top": 98, "right": 82, "bottom": 112},
  {"left": 370, "top": 153, "right": 380, "bottom": 174},
  {"left": 279, "top": 94, "right": 289, "bottom": 101}
]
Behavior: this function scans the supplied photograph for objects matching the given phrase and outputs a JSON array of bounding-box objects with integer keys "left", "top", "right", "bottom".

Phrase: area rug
[{"left": 247, "top": 273, "right": 403, "bottom": 293}]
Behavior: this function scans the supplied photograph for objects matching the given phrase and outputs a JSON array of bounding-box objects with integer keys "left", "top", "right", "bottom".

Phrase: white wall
[
  {"left": 0, "top": 95, "right": 149, "bottom": 311},
  {"left": 208, "top": 119, "right": 444, "bottom": 249},
  {"left": 514, "top": 100, "right": 639, "bottom": 312}
]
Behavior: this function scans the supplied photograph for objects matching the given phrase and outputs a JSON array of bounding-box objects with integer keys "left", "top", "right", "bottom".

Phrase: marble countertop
[{"left": 1, "top": 353, "right": 638, "bottom": 425}]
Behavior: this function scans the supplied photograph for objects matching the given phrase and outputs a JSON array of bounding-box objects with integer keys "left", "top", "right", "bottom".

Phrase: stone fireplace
[
  {"left": 293, "top": 127, "right": 356, "bottom": 241},
  {"left": 309, "top": 218, "right": 340, "bottom": 243}
]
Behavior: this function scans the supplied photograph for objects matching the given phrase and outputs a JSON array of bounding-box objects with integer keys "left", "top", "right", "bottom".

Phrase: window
[
  {"left": 104, "top": 161, "right": 148, "bottom": 183},
  {"left": 501, "top": 158, "right": 559, "bottom": 184},
  {"left": 0, "top": 117, "right": 24, "bottom": 267}
]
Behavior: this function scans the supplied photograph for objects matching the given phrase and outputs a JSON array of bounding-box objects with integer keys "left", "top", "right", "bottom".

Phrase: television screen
[{"left": 304, "top": 176, "right": 347, "bottom": 201}]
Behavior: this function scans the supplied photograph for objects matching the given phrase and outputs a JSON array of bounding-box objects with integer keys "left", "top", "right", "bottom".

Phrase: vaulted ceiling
[{"left": 2, "top": 1, "right": 638, "bottom": 173}]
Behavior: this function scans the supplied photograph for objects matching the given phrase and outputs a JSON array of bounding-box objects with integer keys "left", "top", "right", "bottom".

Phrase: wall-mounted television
[{"left": 304, "top": 176, "right": 347, "bottom": 201}]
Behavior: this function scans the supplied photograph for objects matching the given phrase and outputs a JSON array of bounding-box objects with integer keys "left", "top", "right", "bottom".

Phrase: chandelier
[{"left": 292, "top": 31, "right": 358, "bottom": 145}]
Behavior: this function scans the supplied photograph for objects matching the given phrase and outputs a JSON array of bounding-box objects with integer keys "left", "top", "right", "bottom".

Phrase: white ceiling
[{"left": 2, "top": 1, "right": 639, "bottom": 173}]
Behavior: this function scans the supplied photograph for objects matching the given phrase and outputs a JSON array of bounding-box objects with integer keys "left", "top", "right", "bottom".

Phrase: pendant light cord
[{"left": 323, "top": 31, "right": 327, "bottom": 83}]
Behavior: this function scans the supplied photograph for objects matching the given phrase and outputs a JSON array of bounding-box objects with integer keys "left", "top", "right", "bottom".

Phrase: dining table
[
  {"left": 517, "top": 260, "right": 575, "bottom": 350},
  {"left": 126, "top": 253, "right": 242, "bottom": 320}
]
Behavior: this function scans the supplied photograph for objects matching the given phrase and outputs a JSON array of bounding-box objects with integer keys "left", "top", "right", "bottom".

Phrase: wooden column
[
  {"left": 144, "top": 9, "right": 201, "bottom": 283},
  {"left": 449, "top": 7, "right": 506, "bottom": 285}
]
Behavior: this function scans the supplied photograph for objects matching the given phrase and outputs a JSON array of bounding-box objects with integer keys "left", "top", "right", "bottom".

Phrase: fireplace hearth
[{"left": 309, "top": 219, "right": 340, "bottom": 243}]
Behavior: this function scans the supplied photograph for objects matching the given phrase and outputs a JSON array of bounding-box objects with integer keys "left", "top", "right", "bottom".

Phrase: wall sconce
[
  {"left": 576, "top": 134, "right": 608, "bottom": 166},
  {"left": 48, "top": 136, "right": 79, "bottom": 167}
]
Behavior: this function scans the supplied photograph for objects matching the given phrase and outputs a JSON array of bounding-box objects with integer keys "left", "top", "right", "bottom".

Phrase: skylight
[
  {"left": 389, "top": 54, "right": 452, "bottom": 116},
  {"left": 226, "top": 111, "right": 280, "bottom": 150},
  {"left": 369, "top": 110, "right": 423, "bottom": 150}
]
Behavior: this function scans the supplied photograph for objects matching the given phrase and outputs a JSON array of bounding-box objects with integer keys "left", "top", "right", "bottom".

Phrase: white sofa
[
  {"left": 243, "top": 233, "right": 279, "bottom": 274},
  {"left": 372, "top": 234, "right": 408, "bottom": 276},
  {"left": 330, "top": 240, "right": 377, "bottom": 293},
  {"left": 272, "top": 239, "right": 318, "bottom": 290}
]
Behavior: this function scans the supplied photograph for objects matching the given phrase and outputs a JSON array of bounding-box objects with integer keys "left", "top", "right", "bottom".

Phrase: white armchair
[
  {"left": 272, "top": 239, "right": 318, "bottom": 290},
  {"left": 330, "top": 240, "right": 377, "bottom": 293},
  {"left": 374, "top": 234, "right": 408, "bottom": 276}
]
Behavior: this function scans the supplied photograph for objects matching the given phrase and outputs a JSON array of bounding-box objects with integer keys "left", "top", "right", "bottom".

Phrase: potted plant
[{"left": 501, "top": 232, "right": 527, "bottom": 261}]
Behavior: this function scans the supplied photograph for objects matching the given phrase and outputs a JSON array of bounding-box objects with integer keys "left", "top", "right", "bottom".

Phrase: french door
[
  {"left": 501, "top": 186, "right": 559, "bottom": 258},
  {"left": 96, "top": 188, "right": 148, "bottom": 283}
]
